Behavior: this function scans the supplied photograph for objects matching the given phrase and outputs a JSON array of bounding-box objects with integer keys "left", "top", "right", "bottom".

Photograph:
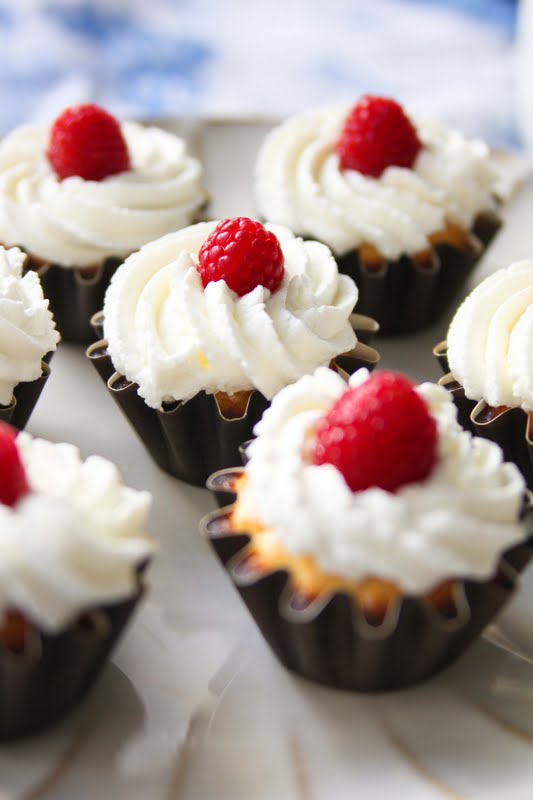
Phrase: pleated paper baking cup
[
  {"left": 0, "top": 360, "right": 51, "bottom": 431},
  {"left": 201, "top": 492, "right": 533, "bottom": 692},
  {"left": 24, "top": 256, "right": 123, "bottom": 343},
  {"left": 86, "top": 315, "right": 380, "bottom": 487},
  {"left": 0, "top": 581, "right": 144, "bottom": 740},
  {"left": 336, "top": 211, "right": 501, "bottom": 336},
  {"left": 433, "top": 341, "right": 533, "bottom": 491}
]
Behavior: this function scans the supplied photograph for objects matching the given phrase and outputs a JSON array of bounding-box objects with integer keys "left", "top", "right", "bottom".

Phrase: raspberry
[
  {"left": 47, "top": 104, "right": 131, "bottom": 181},
  {"left": 0, "top": 423, "right": 30, "bottom": 507},
  {"left": 336, "top": 96, "right": 422, "bottom": 178},
  {"left": 197, "top": 218, "right": 285, "bottom": 297},
  {"left": 312, "top": 371, "right": 438, "bottom": 493}
]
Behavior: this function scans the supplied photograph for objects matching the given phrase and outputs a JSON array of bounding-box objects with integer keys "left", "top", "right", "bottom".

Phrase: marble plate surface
[{"left": 1, "top": 120, "right": 533, "bottom": 800}]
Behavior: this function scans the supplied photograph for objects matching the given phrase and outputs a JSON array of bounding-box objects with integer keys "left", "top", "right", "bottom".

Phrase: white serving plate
[{"left": 1, "top": 120, "right": 533, "bottom": 800}]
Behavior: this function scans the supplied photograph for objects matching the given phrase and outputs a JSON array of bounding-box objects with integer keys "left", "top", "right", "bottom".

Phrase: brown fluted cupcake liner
[
  {"left": 348, "top": 312, "right": 379, "bottom": 346},
  {"left": 434, "top": 341, "right": 533, "bottom": 491},
  {"left": 0, "top": 360, "right": 52, "bottom": 431},
  {"left": 90, "top": 310, "right": 105, "bottom": 341},
  {"left": 207, "top": 466, "right": 246, "bottom": 508},
  {"left": 201, "top": 491, "right": 533, "bottom": 692},
  {"left": 336, "top": 211, "right": 501, "bottom": 336},
  {"left": 86, "top": 316, "right": 380, "bottom": 487},
  {"left": 23, "top": 255, "right": 123, "bottom": 343},
  {"left": 0, "top": 581, "right": 144, "bottom": 740}
]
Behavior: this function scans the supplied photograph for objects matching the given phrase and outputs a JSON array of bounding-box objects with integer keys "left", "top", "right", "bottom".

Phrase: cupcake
[
  {"left": 0, "top": 245, "right": 59, "bottom": 429},
  {"left": 87, "top": 217, "right": 380, "bottom": 486},
  {"left": 434, "top": 259, "right": 533, "bottom": 490},
  {"left": 0, "top": 104, "right": 208, "bottom": 341},
  {"left": 254, "top": 95, "right": 501, "bottom": 334},
  {"left": 204, "top": 367, "right": 531, "bottom": 691},
  {"left": 0, "top": 423, "right": 153, "bottom": 739}
]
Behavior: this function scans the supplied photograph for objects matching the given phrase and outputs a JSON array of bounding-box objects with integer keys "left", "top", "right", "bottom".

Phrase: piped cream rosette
[
  {"left": 0, "top": 121, "right": 207, "bottom": 267},
  {"left": 103, "top": 221, "right": 359, "bottom": 408}
]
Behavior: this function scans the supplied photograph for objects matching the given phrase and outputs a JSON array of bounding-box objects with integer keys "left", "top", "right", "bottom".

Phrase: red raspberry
[
  {"left": 336, "top": 96, "right": 422, "bottom": 178},
  {"left": 197, "top": 217, "right": 285, "bottom": 297},
  {"left": 47, "top": 104, "right": 131, "bottom": 181},
  {"left": 312, "top": 371, "right": 438, "bottom": 493},
  {"left": 0, "top": 423, "right": 30, "bottom": 507}
]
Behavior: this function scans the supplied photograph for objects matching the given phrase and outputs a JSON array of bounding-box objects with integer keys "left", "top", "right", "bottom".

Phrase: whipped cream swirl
[
  {"left": 0, "top": 121, "right": 207, "bottom": 267},
  {"left": 254, "top": 106, "right": 498, "bottom": 259},
  {"left": 0, "top": 246, "right": 59, "bottom": 405},
  {"left": 104, "top": 221, "right": 358, "bottom": 408},
  {"left": 0, "top": 433, "right": 153, "bottom": 633},
  {"left": 447, "top": 260, "right": 533, "bottom": 412},
  {"left": 237, "top": 368, "right": 526, "bottom": 594}
]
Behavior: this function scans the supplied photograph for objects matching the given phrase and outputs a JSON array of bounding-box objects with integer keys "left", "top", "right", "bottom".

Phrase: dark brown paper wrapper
[
  {"left": 0, "top": 360, "right": 51, "bottom": 430},
  {"left": 201, "top": 497, "right": 533, "bottom": 692},
  {"left": 433, "top": 341, "right": 533, "bottom": 491},
  {"left": 336, "top": 212, "right": 501, "bottom": 336},
  {"left": 90, "top": 310, "right": 105, "bottom": 341},
  {"left": 86, "top": 316, "right": 380, "bottom": 487},
  {"left": 0, "top": 582, "right": 144, "bottom": 740},
  {"left": 207, "top": 467, "right": 246, "bottom": 508},
  {"left": 27, "top": 256, "right": 123, "bottom": 343}
]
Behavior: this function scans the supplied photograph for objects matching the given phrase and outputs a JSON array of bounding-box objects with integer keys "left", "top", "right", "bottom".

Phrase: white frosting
[
  {"left": 447, "top": 260, "right": 533, "bottom": 412},
  {"left": 0, "top": 246, "right": 59, "bottom": 406},
  {"left": 0, "top": 121, "right": 207, "bottom": 267},
  {"left": 103, "top": 221, "right": 357, "bottom": 408},
  {"left": 254, "top": 106, "right": 498, "bottom": 259},
  {"left": 0, "top": 433, "right": 153, "bottom": 633},
  {"left": 238, "top": 368, "right": 526, "bottom": 594}
]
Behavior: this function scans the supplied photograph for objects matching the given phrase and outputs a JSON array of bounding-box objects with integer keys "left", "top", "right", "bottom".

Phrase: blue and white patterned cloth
[{"left": 0, "top": 0, "right": 520, "bottom": 147}]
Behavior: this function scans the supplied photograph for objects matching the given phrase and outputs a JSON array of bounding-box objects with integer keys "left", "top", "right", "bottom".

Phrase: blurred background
[{"left": 0, "top": 0, "right": 524, "bottom": 148}]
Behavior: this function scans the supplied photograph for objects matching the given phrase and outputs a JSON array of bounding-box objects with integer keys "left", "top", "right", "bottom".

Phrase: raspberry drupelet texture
[
  {"left": 197, "top": 217, "right": 285, "bottom": 297},
  {"left": 312, "top": 371, "right": 438, "bottom": 493},
  {"left": 336, "top": 96, "right": 422, "bottom": 178},
  {"left": 0, "top": 422, "right": 29, "bottom": 507},
  {"left": 47, "top": 104, "right": 131, "bottom": 181}
]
